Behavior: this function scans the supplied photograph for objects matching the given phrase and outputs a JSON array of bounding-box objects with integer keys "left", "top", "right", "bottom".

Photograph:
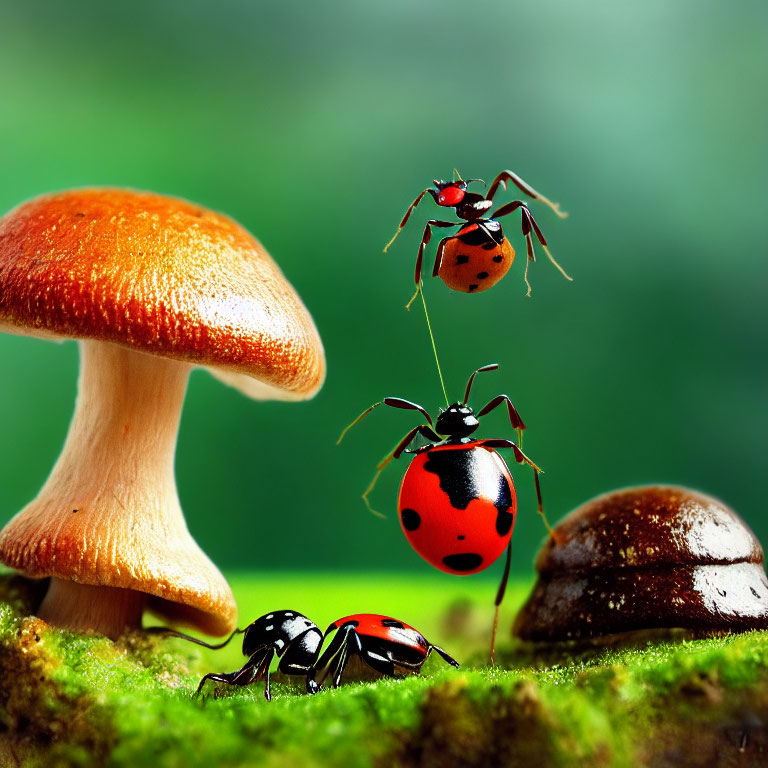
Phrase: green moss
[{"left": 2, "top": 572, "right": 768, "bottom": 767}]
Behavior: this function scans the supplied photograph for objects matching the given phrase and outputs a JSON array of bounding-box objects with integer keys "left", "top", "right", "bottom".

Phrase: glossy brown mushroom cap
[
  {"left": 514, "top": 486, "right": 768, "bottom": 641},
  {"left": 0, "top": 188, "right": 325, "bottom": 400}
]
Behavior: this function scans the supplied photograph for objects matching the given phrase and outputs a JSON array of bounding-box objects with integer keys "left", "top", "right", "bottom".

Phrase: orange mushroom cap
[{"left": 0, "top": 188, "right": 325, "bottom": 399}]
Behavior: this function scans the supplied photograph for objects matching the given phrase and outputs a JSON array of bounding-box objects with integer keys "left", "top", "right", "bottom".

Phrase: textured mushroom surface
[
  {"left": 514, "top": 486, "right": 768, "bottom": 641},
  {"left": 0, "top": 188, "right": 325, "bottom": 399}
]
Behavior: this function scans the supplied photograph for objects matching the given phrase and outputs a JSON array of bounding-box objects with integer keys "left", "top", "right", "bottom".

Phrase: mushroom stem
[
  {"left": 0, "top": 340, "right": 228, "bottom": 638},
  {"left": 39, "top": 579, "right": 144, "bottom": 637}
]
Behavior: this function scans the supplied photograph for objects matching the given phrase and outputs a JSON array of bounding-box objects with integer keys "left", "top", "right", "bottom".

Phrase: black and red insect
[
  {"left": 315, "top": 614, "right": 458, "bottom": 689},
  {"left": 338, "top": 363, "right": 550, "bottom": 659},
  {"left": 384, "top": 169, "right": 571, "bottom": 298},
  {"left": 153, "top": 610, "right": 458, "bottom": 699}
]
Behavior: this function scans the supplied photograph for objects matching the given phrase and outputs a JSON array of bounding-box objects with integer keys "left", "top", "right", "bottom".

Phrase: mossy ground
[{"left": 1, "top": 571, "right": 768, "bottom": 767}]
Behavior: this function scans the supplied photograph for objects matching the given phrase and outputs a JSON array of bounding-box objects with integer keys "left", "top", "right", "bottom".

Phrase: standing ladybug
[
  {"left": 338, "top": 363, "right": 550, "bottom": 659},
  {"left": 315, "top": 614, "right": 459, "bottom": 689},
  {"left": 384, "top": 169, "right": 571, "bottom": 298}
]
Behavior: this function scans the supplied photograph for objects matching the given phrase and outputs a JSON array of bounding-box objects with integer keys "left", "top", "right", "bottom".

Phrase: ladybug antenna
[
  {"left": 465, "top": 178, "right": 486, "bottom": 188},
  {"left": 144, "top": 626, "right": 246, "bottom": 650},
  {"left": 462, "top": 363, "right": 499, "bottom": 405},
  {"left": 452, "top": 168, "right": 463, "bottom": 182}
]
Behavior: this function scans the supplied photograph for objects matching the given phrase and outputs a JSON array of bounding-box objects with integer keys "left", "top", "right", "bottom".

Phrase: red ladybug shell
[
  {"left": 397, "top": 443, "right": 517, "bottom": 575},
  {"left": 438, "top": 235, "right": 515, "bottom": 293},
  {"left": 331, "top": 614, "right": 428, "bottom": 656}
]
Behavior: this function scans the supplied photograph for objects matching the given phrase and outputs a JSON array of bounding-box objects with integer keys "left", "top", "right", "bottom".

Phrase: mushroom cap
[
  {"left": 514, "top": 486, "right": 768, "bottom": 641},
  {"left": 0, "top": 188, "right": 325, "bottom": 400}
]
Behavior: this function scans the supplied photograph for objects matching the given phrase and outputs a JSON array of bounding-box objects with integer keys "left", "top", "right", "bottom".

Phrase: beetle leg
[
  {"left": 195, "top": 652, "right": 263, "bottom": 696},
  {"left": 429, "top": 645, "right": 460, "bottom": 668},
  {"left": 490, "top": 202, "right": 571, "bottom": 294},
  {"left": 314, "top": 625, "right": 361, "bottom": 688},
  {"left": 313, "top": 624, "right": 353, "bottom": 686},
  {"left": 413, "top": 220, "right": 459, "bottom": 287},
  {"left": 384, "top": 188, "right": 434, "bottom": 253},
  {"left": 331, "top": 630, "right": 363, "bottom": 688},
  {"left": 431, "top": 235, "right": 454, "bottom": 278},
  {"left": 490, "top": 541, "right": 513, "bottom": 666},
  {"left": 477, "top": 394, "right": 526, "bottom": 436},
  {"left": 360, "top": 425, "right": 439, "bottom": 517},
  {"left": 486, "top": 169, "right": 567, "bottom": 219}
]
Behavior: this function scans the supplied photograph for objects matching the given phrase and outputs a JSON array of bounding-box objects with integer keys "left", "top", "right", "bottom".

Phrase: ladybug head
[
  {"left": 431, "top": 180, "right": 467, "bottom": 207},
  {"left": 436, "top": 403, "right": 479, "bottom": 439}
]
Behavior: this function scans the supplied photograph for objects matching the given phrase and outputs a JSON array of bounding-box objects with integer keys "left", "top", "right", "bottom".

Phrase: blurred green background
[{"left": 0, "top": 0, "right": 766, "bottom": 583}]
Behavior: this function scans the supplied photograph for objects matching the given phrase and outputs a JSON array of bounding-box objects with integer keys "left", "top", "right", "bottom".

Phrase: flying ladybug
[
  {"left": 384, "top": 169, "right": 571, "bottom": 301},
  {"left": 338, "top": 363, "right": 552, "bottom": 660}
]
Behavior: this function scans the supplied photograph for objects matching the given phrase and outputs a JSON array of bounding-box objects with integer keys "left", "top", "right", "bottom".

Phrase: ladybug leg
[
  {"left": 428, "top": 645, "right": 460, "bottom": 669},
  {"left": 474, "top": 439, "right": 539, "bottom": 471},
  {"left": 431, "top": 235, "right": 454, "bottom": 278},
  {"left": 314, "top": 625, "right": 362, "bottom": 688},
  {"left": 461, "top": 363, "right": 500, "bottom": 404},
  {"left": 195, "top": 650, "right": 265, "bottom": 696},
  {"left": 330, "top": 630, "right": 363, "bottom": 688},
  {"left": 145, "top": 625, "right": 245, "bottom": 650},
  {"left": 490, "top": 541, "right": 513, "bottom": 666},
  {"left": 384, "top": 188, "right": 434, "bottom": 253},
  {"left": 361, "top": 424, "right": 440, "bottom": 517},
  {"left": 492, "top": 201, "right": 572, "bottom": 295},
  {"left": 486, "top": 169, "right": 568, "bottom": 219},
  {"left": 392, "top": 425, "right": 441, "bottom": 459},
  {"left": 414, "top": 219, "right": 459, "bottom": 286},
  {"left": 477, "top": 394, "right": 527, "bottom": 442},
  {"left": 256, "top": 648, "right": 276, "bottom": 701},
  {"left": 312, "top": 624, "right": 352, "bottom": 686},
  {"left": 479, "top": 440, "right": 555, "bottom": 539},
  {"left": 338, "top": 396, "right": 433, "bottom": 446}
]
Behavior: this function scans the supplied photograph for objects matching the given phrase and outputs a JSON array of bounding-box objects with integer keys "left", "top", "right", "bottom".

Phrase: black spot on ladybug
[
  {"left": 468, "top": 284, "right": 479, "bottom": 291},
  {"left": 457, "top": 535, "right": 465, "bottom": 540},
  {"left": 401, "top": 508, "right": 421, "bottom": 531},
  {"left": 751, "top": 587, "right": 761, "bottom": 598},
  {"left": 382, "top": 619, "right": 405, "bottom": 629},
  {"left": 423, "top": 450, "right": 477, "bottom": 509},
  {"left": 496, "top": 510, "right": 514, "bottom": 537},
  {"left": 456, "top": 254, "right": 470, "bottom": 265},
  {"left": 493, "top": 255, "right": 503, "bottom": 263},
  {"left": 495, "top": 477, "right": 514, "bottom": 534},
  {"left": 423, "top": 449, "right": 513, "bottom": 516},
  {"left": 476, "top": 272, "right": 489, "bottom": 280},
  {"left": 442, "top": 553, "right": 483, "bottom": 571}
]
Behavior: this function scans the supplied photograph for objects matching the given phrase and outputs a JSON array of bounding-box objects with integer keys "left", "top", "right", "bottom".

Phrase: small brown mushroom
[
  {"left": 514, "top": 486, "right": 768, "bottom": 641},
  {"left": 0, "top": 188, "right": 325, "bottom": 639}
]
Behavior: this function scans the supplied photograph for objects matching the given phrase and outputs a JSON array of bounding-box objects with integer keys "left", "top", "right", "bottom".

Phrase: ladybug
[
  {"left": 383, "top": 169, "right": 571, "bottom": 298},
  {"left": 338, "top": 363, "right": 549, "bottom": 659},
  {"left": 315, "top": 614, "right": 459, "bottom": 689}
]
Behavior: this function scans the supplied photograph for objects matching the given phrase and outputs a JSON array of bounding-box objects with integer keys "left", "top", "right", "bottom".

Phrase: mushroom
[
  {"left": 0, "top": 188, "right": 325, "bottom": 639},
  {"left": 514, "top": 486, "right": 768, "bottom": 641}
]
